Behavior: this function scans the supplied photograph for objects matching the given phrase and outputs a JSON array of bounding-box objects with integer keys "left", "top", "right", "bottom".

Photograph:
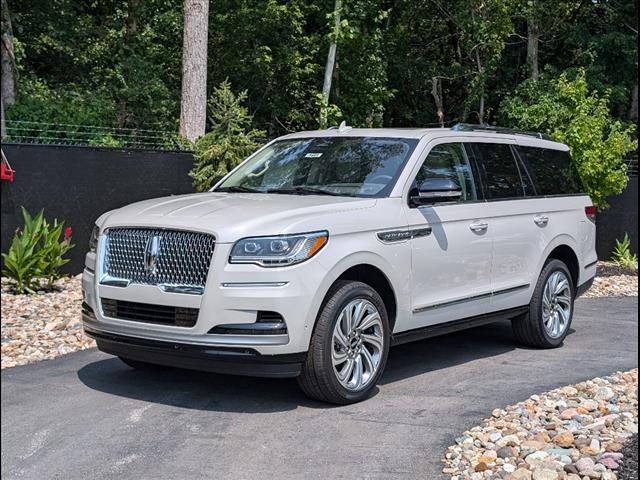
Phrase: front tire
[
  {"left": 512, "top": 259, "right": 575, "bottom": 348},
  {"left": 297, "top": 280, "right": 390, "bottom": 404}
]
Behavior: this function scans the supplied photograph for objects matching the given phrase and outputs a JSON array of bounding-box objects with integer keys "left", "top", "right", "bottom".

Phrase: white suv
[{"left": 81, "top": 124, "right": 597, "bottom": 404}]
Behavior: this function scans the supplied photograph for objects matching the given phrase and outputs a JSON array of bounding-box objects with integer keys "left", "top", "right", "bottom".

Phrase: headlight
[
  {"left": 230, "top": 231, "right": 328, "bottom": 267},
  {"left": 89, "top": 224, "right": 100, "bottom": 252}
]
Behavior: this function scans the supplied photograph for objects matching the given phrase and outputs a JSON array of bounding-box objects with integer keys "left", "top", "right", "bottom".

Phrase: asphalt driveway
[{"left": 2, "top": 297, "right": 638, "bottom": 480}]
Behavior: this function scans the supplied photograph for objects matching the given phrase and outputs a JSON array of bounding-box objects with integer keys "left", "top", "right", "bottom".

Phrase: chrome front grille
[{"left": 102, "top": 228, "right": 215, "bottom": 293}]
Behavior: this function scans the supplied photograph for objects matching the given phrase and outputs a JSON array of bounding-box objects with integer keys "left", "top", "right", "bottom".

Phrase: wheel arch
[{"left": 537, "top": 235, "right": 581, "bottom": 290}]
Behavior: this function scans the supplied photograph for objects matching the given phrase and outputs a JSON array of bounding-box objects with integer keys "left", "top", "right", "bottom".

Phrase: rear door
[{"left": 468, "top": 141, "right": 541, "bottom": 312}]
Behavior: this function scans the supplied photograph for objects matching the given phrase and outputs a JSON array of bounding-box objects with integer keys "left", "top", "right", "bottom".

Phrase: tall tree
[
  {"left": 319, "top": 0, "right": 342, "bottom": 128},
  {"left": 1, "top": 0, "right": 16, "bottom": 137},
  {"left": 179, "top": 0, "right": 210, "bottom": 143}
]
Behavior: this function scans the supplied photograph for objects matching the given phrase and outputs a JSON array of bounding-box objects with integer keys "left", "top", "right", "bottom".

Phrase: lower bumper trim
[
  {"left": 84, "top": 326, "right": 305, "bottom": 378},
  {"left": 576, "top": 276, "right": 595, "bottom": 298}
]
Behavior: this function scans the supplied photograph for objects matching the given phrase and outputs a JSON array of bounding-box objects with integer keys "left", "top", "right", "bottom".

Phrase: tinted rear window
[
  {"left": 516, "top": 147, "right": 583, "bottom": 195},
  {"left": 470, "top": 143, "right": 525, "bottom": 199}
]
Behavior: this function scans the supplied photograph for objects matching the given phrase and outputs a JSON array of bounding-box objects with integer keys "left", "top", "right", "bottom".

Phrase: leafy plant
[
  {"left": 190, "top": 80, "right": 266, "bottom": 192},
  {"left": 611, "top": 233, "right": 638, "bottom": 272},
  {"left": 500, "top": 70, "right": 637, "bottom": 210},
  {"left": 1, "top": 208, "right": 74, "bottom": 294}
]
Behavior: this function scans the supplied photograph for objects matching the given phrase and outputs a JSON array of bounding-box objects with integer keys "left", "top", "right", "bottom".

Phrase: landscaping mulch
[
  {"left": 442, "top": 369, "right": 639, "bottom": 480},
  {"left": 583, "top": 262, "right": 638, "bottom": 298},
  {"left": 617, "top": 435, "right": 638, "bottom": 480}
]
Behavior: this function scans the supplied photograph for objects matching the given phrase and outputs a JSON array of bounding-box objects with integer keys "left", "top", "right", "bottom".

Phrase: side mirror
[{"left": 411, "top": 178, "right": 462, "bottom": 206}]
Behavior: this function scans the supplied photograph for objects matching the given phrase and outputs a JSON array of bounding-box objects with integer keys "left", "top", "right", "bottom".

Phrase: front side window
[
  {"left": 216, "top": 137, "right": 418, "bottom": 198},
  {"left": 413, "top": 143, "right": 477, "bottom": 201},
  {"left": 517, "top": 146, "right": 583, "bottom": 195},
  {"left": 471, "top": 143, "right": 525, "bottom": 199}
]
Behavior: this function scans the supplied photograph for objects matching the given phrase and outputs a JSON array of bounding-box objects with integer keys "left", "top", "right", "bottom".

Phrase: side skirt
[{"left": 391, "top": 306, "right": 528, "bottom": 347}]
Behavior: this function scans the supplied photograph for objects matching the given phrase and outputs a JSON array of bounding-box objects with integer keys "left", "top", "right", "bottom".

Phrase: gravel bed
[
  {"left": 583, "top": 262, "right": 638, "bottom": 298},
  {"left": 1, "top": 276, "right": 95, "bottom": 369},
  {"left": 442, "top": 369, "right": 638, "bottom": 480}
]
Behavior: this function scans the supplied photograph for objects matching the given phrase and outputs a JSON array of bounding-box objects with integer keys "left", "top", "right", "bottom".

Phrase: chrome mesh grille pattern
[{"left": 103, "top": 228, "right": 215, "bottom": 288}]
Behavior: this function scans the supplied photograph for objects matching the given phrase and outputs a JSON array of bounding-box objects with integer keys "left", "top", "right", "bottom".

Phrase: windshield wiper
[
  {"left": 214, "top": 185, "right": 261, "bottom": 193},
  {"left": 266, "top": 186, "right": 346, "bottom": 196}
]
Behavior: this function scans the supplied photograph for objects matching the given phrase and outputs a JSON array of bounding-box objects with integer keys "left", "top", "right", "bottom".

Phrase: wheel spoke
[
  {"left": 554, "top": 279, "right": 568, "bottom": 295},
  {"left": 352, "top": 356, "right": 364, "bottom": 389},
  {"left": 332, "top": 346, "right": 348, "bottom": 366},
  {"left": 556, "top": 294, "right": 571, "bottom": 307},
  {"left": 338, "top": 358, "right": 355, "bottom": 382},
  {"left": 360, "top": 345, "right": 375, "bottom": 374},
  {"left": 351, "top": 302, "right": 365, "bottom": 330},
  {"left": 358, "top": 312, "right": 381, "bottom": 331},
  {"left": 362, "top": 333, "right": 383, "bottom": 352}
]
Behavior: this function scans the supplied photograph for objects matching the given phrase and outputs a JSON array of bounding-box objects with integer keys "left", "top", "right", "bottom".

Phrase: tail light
[{"left": 585, "top": 206, "right": 596, "bottom": 223}]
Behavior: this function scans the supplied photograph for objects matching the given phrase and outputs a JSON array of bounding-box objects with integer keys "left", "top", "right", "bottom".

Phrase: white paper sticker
[{"left": 304, "top": 152, "right": 323, "bottom": 158}]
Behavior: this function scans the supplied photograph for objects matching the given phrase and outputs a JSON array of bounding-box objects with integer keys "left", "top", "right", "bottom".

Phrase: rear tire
[
  {"left": 512, "top": 259, "right": 575, "bottom": 348},
  {"left": 119, "top": 356, "right": 168, "bottom": 370},
  {"left": 297, "top": 280, "right": 390, "bottom": 405}
]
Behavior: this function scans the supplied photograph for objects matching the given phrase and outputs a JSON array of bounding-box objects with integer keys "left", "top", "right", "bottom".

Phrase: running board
[{"left": 391, "top": 306, "right": 528, "bottom": 346}]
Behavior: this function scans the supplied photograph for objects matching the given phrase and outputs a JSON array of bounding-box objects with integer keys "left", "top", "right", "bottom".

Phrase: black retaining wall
[
  {"left": 596, "top": 178, "right": 638, "bottom": 260},
  {"left": 1, "top": 143, "right": 195, "bottom": 275},
  {"left": 1, "top": 143, "right": 637, "bottom": 275}
]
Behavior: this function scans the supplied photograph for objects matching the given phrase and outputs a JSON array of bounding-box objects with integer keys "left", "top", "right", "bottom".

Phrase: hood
[{"left": 98, "top": 192, "right": 377, "bottom": 243}]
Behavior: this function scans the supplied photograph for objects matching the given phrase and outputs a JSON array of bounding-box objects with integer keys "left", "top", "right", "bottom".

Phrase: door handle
[
  {"left": 534, "top": 215, "right": 549, "bottom": 226},
  {"left": 469, "top": 222, "right": 488, "bottom": 232}
]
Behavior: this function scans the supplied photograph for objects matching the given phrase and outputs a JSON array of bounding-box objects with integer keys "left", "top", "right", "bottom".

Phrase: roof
[{"left": 278, "top": 125, "right": 568, "bottom": 151}]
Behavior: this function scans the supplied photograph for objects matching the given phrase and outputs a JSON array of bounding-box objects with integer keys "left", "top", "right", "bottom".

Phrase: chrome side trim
[
  {"left": 413, "top": 284, "right": 530, "bottom": 313},
  {"left": 221, "top": 282, "right": 289, "bottom": 288},
  {"left": 377, "top": 227, "right": 432, "bottom": 243}
]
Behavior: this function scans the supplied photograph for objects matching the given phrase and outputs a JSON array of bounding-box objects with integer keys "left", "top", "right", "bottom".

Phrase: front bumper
[
  {"left": 84, "top": 323, "right": 305, "bottom": 378},
  {"left": 82, "top": 240, "right": 329, "bottom": 357}
]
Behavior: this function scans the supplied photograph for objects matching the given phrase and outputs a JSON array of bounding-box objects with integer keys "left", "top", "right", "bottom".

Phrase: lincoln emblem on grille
[{"left": 144, "top": 235, "right": 161, "bottom": 275}]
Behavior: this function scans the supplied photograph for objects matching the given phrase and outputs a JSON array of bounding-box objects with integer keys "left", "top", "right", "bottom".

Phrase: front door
[{"left": 404, "top": 141, "right": 493, "bottom": 330}]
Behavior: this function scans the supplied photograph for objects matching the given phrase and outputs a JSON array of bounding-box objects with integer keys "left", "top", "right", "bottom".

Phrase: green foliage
[
  {"left": 5, "top": 0, "right": 638, "bottom": 144},
  {"left": 612, "top": 233, "right": 638, "bottom": 272},
  {"left": 500, "top": 70, "right": 637, "bottom": 209},
  {"left": 190, "top": 81, "right": 266, "bottom": 192},
  {"left": 1, "top": 208, "right": 75, "bottom": 294}
]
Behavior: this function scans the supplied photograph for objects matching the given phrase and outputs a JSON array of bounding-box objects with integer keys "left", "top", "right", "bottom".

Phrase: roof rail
[{"left": 451, "top": 123, "right": 553, "bottom": 141}]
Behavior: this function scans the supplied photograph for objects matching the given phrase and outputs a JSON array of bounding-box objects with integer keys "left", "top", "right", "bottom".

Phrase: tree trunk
[
  {"left": 431, "top": 77, "right": 445, "bottom": 127},
  {"left": 629, "top": 84, "right": 638, "bottom": 121},
  {"left": 179, "top": 0, "right": 210, "bottom": 143},
  {"left": 474, "top": 48, "right": 485, "bottom": 125},
  {"left": 1, "top": 0, "right": 17, "bottom": 138},
  {"left": 527, "top": 16, "right": 540, "bottom": 81},
  {"left": 319, "top": 0, "right": 341, "bottom": 128}
]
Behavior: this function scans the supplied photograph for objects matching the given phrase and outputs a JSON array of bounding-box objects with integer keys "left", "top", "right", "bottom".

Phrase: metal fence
[{"left": 1, "top": 120, "right": 192, "bottom": 152}]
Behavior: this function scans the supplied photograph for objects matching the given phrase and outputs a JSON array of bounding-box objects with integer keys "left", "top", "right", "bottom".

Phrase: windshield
[{"left": 215, "top": 137, "right": 419, "bottom": 198}]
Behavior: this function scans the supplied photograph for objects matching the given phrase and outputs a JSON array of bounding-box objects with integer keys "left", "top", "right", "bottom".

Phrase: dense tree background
[{"left": 4, "top": 0, "right": 638, "bottom": 135}]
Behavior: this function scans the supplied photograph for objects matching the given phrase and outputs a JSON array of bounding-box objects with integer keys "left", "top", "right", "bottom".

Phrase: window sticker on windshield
[{"left": 304, "top": 152, "right": 323, "bottom": 158}]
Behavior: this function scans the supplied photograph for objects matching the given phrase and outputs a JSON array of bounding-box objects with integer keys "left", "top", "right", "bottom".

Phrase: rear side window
[
  {"left": 516, "top": 146, "right": 583, "bottom": 195},
  {"left": 469, "top": 143, "right": 526, "bottom": 199}
]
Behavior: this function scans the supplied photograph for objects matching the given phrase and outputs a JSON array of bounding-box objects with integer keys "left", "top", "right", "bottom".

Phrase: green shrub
[
  {"left": 190, "top": 80, "right": 265, "bottom": 192},
  {"left": 611, "top": 233, "right": 638, "bottom": 272},
  {"left": 1, "top": 208, "right": 75, "bottom": 294},
  {"left": 500, "top": 70, "right": 637, "bottom": 210}
]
